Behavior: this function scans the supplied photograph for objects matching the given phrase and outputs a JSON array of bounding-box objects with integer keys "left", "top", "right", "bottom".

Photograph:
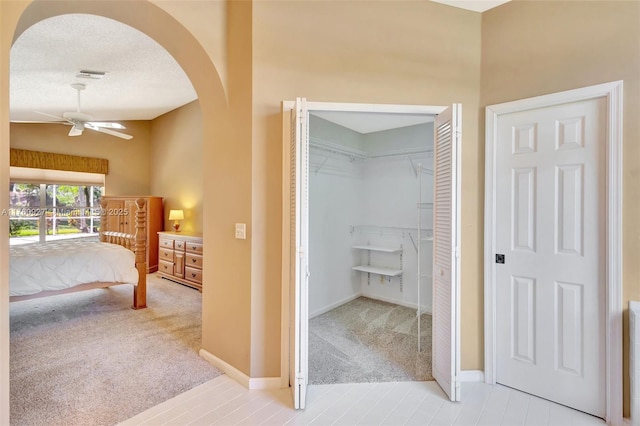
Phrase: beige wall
[
  {"left": 10, "top": 121, "right": 152, "bottom": 195},
  {"left": 152, "top": 0, "right": 228, "bottom": 98},
  {"left": 481, "top": 0, "right": 640, "bottom": 415},
  {"left": 205, "top": 0, "right": 253, "bottom": 375},
  {"left": 252, "top": 0, "right": 483, "bottom": 375},
  {"left": 150, "top": 101, "right": 203, "bottom": 233},
  {"left": 2, "top": 1, "right": 637, "bottom": 423},
  {"left": 1, "top": 2, "right": 231, "bottom": 422}
]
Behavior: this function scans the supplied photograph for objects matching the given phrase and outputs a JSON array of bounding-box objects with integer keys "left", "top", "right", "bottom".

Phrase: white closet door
[
  {"left": 432, "top": 104, "right": 462, "bottom": 402},
  {"left": 290, "top": 97, "right": 309, "bottom": 409}
]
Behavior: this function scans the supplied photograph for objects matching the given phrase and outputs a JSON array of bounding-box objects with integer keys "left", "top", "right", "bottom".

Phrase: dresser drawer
[
  {"left": 159, "top": 238, "right": 174, "bottom": 249},
  {"left": 158, "top": 260, "right": 174, "bottom": 275},
  {"left": 186, "top": 242, "right": 203, "bottom": 254},
  {"left": 185, "top": 253, "right": 203, "bottom": 269},
  {"left": 174, "top": 240, "right": 186, "bottom": 251},
  {"left": 159, "top": 247, "right": 174, "bottom": 262},
  {"left": 185, "top": 267, "right": 202, "bottom": 283}
]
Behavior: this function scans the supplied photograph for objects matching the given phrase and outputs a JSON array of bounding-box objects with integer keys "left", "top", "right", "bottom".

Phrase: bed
[{"left": 9, "top": 198, "right": 148, "bottom": 309}]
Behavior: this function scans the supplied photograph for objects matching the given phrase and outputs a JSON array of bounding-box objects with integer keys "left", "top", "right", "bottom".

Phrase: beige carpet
[
  {"left": 10, "top": 274, "right": 222, "bottom": 426},
  {"left": 309, "top": 297, "right": 433, "bottom": 385}
]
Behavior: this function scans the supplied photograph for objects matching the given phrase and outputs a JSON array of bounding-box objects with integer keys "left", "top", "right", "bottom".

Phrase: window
[{"left": 9, "top": 183, "right": 104, "bottom": 245}]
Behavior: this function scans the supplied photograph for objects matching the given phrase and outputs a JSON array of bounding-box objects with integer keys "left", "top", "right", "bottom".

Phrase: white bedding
[{"left": 10, "top": 239, "right": 139, "bottom": 297}]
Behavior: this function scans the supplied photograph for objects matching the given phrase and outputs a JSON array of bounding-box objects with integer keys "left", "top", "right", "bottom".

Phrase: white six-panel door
[{"left": 494, "top": 97, "right": 606, "bottom": 417}]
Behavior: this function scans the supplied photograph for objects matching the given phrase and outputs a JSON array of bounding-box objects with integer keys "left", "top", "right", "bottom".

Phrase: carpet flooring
[
  {"left": 308, "top": 297, "right": 433, "bottom": 385},
  {"left": 10, "top": 274, "right": 222, "bottom": 426}
]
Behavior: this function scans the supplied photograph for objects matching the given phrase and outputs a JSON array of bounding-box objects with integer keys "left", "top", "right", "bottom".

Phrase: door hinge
[
  {"left": 295, "top": 373, "right": 305, "bottom": 386},
  {"left": 296, "top": 107, "right": 305, "bottom": 124}
]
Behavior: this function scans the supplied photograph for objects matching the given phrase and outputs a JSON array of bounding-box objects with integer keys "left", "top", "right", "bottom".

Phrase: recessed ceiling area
[
  {"left": 10, "top": 13, "right": 196, "bottom": 123},
  {"left": 431, "top": 0, "right": 511, "bottom": 13},
  {"left": 310, "top": 111, "right": 434, "bottom": 134}
]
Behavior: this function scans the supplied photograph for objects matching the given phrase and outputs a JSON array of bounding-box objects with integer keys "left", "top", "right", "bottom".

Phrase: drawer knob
[
  {"left": 192, "top": 259, "right": 196, "bottom": 263},
  {"left": 191, "top": 273, "right": 196, "bottom": 278}
]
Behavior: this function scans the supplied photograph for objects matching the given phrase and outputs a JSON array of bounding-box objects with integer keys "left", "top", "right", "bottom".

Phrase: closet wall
[
  {"left": 309, "top": 114, "right": 434, "bottom": 318},
  {"left": 358, "top": 123, "right": 433, "bottom": 311},
  {"left": 309, "top": 116, "right": 365, "bottom": 317}
]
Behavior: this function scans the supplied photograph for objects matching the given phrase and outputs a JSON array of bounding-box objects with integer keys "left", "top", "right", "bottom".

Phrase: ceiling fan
[{"left": 35, "top": 83, "right": 133, "bottom": 140}]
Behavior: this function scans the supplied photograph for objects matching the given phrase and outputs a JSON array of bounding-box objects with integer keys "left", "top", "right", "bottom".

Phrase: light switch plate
[{"left": 235, "top": 223, "right": 246, "bottom": 239}]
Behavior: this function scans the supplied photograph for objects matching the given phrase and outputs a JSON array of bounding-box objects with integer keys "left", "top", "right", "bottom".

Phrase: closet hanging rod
[
  {"left": 310, "top": 136, "right": 433, "bottom": 162},
  {"left": 309, "top": 137, "right": 368, "bottom": 161},
  {"left": 351, "top": 224, "right": 424, "bottom": 232},
  {"left": 369, "top": 146, "right": 433, "bottom": 159}
]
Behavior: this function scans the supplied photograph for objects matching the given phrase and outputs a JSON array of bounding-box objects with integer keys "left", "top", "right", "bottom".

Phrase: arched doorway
[{"left": 1, "top": 1, "right": 229, "bottom": 423}]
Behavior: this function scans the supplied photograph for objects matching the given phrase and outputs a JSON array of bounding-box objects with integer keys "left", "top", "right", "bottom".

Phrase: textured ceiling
[
  {"left": 10, "top": 14, "right": 197, "bottom": 123},
  {"left": 10, "top": 3, "right": 509, "bottom": 126}
]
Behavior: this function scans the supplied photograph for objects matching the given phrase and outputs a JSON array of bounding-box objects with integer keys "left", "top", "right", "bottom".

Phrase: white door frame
[
  {"left": 281, "top": 101, "right": 447, "bottom": 393},
  {"left": 483, "top": 81, "right": 623, "bottom": 424}
]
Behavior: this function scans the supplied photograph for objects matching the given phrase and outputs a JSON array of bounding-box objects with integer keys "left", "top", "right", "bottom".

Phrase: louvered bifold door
[
  {"left": 432, "top": 104, "right": 462, "bottom": 402},
  {"left": 290, "top": 97, "right": 309, "bottom": 410}
]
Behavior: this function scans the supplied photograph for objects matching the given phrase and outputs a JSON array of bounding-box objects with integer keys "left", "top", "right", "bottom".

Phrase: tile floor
[{"left": 120, "top": 375, "right": 607, "bottom": 425}]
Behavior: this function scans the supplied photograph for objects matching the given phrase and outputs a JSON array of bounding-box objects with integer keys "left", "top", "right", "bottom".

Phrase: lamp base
[{"left": 172, "top": 222, "right": 181, "bottom": 232}]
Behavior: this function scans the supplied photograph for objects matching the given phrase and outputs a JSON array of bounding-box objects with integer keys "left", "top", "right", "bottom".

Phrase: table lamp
[{"left": 168, "top": 209, "right": 184, "bottom": 232}]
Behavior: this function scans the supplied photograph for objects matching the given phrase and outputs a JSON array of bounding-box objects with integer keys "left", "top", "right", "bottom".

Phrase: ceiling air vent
[{"left": 76, "top": 70, "right": 106, "bottom": 80}]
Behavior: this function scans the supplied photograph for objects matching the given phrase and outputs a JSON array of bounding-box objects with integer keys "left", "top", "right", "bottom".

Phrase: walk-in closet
[{"left": 307, "top": 111, "right": 435, "bottom": 385}]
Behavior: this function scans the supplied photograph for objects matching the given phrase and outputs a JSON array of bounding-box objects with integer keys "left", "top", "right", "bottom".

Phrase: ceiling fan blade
[
  {"left": 35, "top": 111, "right": 69, "bottom": 122},
  {"left": 86, "top": 121, "right": 126, "bottom": 130},
  {"left": 11, "top": 119, "right": 70, "bottom": 125},
  {"left": 68, "top": 125, "right": 83, "bottom": 137},
  {"left": 85, "top": 124, "right": 133, "bottom": 140}
]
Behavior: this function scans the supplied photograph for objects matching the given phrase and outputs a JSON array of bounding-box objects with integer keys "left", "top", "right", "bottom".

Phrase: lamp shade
[{"left": 168, "top": 209, "right": 184, "bottom": 221}]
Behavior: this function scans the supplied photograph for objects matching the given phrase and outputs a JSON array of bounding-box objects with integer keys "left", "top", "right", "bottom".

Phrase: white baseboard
[
  {"left": 310, "top": 293, "right": 432, "bottom": 319},
  {"left": 248, "top": 377, "right": 282, "bottom": 390},
  {"left": 360, "top": 293, "right": 432, "bottom": 315},
  {"left": 309, "top": 293, "right": 362, "bottom": 318},
  {"left": 458, "top": 370, "right": 485, "bottom": 382},
  {"left": 199, "top": 349, "right": 281, "bottom": 390}
]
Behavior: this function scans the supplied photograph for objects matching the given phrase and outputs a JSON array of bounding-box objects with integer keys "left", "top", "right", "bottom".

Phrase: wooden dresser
[
  {"left": 157, "top": 231, "right": 203, "bottom": 290},
  {"left": 99, "top": 195, "right": 163, "bottom": 273}
]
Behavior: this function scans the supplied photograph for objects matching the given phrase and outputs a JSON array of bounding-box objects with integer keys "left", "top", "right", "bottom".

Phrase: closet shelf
[
  {"left": 352, "top": 245, "right": 402, "bottom": 253},
  {"left": 310, "top": 136, "right": 433, "bottom": 163},
  {"left": 352, "top": 265, "right": 403, "bottom": 277}
]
